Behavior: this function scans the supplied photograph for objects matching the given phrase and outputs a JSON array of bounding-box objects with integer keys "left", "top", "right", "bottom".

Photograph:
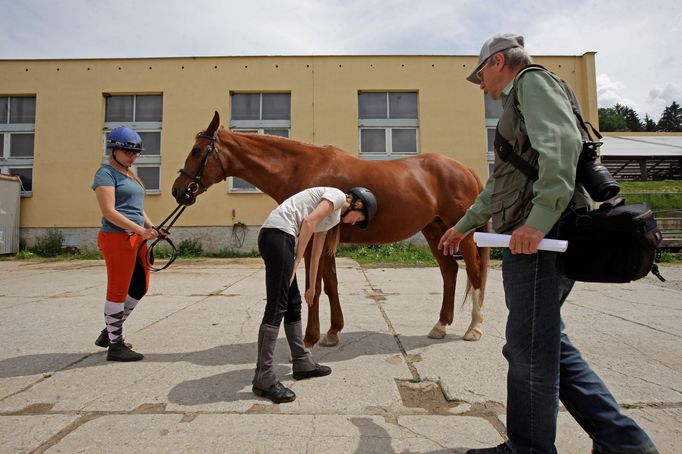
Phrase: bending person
[{"left": 253, "top": 186, "right": 378, "bottom": 403}]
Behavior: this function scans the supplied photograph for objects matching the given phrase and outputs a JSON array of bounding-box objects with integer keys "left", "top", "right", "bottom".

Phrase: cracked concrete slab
[{"left": 0, "top": 258, "right": 679, "bottom": 453}]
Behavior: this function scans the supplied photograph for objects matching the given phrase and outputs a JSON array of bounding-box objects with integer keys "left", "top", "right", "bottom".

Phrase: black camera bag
[{"left": 556, "top": 199, "right": 664, "bottom": 283}]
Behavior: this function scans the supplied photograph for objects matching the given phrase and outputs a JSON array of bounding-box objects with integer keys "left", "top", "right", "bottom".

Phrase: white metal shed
[{"left": 0, "top": 173, "right": 21, "bottom": 254}]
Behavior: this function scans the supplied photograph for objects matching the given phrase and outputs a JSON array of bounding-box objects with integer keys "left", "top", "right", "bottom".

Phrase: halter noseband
[{"left": 178, "top": 131, "right": 228, "bottom": 195}]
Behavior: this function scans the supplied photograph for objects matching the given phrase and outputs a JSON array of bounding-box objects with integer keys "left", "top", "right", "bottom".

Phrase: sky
[{"left": 1, "top": 0, "right": 680, "bottom": 121}]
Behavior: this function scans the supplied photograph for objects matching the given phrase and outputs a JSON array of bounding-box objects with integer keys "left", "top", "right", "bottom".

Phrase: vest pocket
[{"left": 491, "top": 189, "right": 532, "bottom": 233}]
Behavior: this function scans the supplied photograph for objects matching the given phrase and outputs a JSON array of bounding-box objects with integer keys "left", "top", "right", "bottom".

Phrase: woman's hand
[
  {"left": 304, "top": 287, "right": 316, "bottom": 307},
  {"left": 138, "top": 227, "right": 159, "bottom": 240},
  {"left": 289, "top": 257, "right": 301, "bottom": 286}
]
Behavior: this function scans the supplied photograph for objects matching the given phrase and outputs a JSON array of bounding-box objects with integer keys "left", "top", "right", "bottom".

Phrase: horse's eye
[{"left": 191, "top": 148, "right": 200, "bottom": 156}]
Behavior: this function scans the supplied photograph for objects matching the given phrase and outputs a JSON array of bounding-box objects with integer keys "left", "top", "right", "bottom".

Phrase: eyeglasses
[
  {"left": 476, "top": 54, "right": 497, "bottom": 81},
  {"left": 122, "top": 150, "right": 141, "bottom": 156}
]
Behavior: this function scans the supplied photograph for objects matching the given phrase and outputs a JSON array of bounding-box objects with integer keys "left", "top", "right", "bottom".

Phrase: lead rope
[{"left": 138, "top": 203, "right": 188, "bottom": 272}]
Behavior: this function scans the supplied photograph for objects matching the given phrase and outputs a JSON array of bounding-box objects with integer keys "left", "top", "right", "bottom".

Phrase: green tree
[
  {"left": 657, "top": 101, "right": 682, "bottom": 132},
  {"left": 643, "top": 114, "right": 657, "bottom": 132},
  {"left": 614, "top": 104, "right": 643, "bottom": 131},
  {"left": 598, "top": 107, "right": 628, "bottom": 131}
]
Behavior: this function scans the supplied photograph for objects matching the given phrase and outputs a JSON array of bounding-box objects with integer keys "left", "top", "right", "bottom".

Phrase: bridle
[
  {"left": 178, "top": 130, "right": 229, "bottom": 198},
  {"left": 140, "top": 130, "right": 229, "bottom": 272}
]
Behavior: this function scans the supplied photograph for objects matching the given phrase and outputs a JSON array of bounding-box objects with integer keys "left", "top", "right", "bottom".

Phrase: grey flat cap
[{"left": 467, "top": 33, "right": 525, "bottom": 84}]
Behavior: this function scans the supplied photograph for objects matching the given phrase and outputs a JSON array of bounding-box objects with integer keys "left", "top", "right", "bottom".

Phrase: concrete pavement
[{"left": 0, "top": 258, "right": 680, "bottom": 453}]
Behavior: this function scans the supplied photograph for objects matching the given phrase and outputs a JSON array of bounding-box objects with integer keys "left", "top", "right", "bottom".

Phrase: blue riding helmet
[
  {"left": 106, "top": 126, "right": 144, "bottom": 152},
  {"left": 347, "top": 187, "right": 378, "bottom": 229}
]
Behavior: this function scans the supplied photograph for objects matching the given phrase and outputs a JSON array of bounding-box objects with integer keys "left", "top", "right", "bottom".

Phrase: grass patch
[
  {"left": 619, "top": 179, "right": 682, "bottom": 211},
  {"left": 336, "top": 243, "right": 437, "bottom": 266},
  {"left": 658, "top": 250, "right": 682, "bottom": 264}
]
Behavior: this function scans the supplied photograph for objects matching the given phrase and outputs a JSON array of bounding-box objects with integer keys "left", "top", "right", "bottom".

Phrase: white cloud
[
  {"left": 1, "top": 0, "right": 680, "bottom": 122},
  {"left": 596, "top": 74, "right": 639, "bottom": 112},
  {"left": 645, "top": 84, "right": 682, "bottom": 121}
]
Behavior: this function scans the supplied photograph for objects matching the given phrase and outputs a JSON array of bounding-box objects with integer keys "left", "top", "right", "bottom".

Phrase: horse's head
[{"left": 172, "top": 111, "right": 228, "bottom": 205}]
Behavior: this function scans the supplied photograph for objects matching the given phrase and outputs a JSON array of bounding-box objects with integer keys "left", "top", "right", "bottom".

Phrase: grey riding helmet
[{"left": 347, "top": 187, "right": 378, "bottom": 229}]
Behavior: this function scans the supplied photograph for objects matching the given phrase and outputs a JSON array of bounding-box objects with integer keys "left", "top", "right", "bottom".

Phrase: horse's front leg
[
  {"left": 319, "top": 252, "right": 343, "bottom": 347},
  {"left": 422, "top": 223, "right": 458, "bottom": 339}
]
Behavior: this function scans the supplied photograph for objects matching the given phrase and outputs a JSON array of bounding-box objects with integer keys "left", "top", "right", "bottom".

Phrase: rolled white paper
[{"left": 473, "top": 232, "right": 568, "bottom": 253}]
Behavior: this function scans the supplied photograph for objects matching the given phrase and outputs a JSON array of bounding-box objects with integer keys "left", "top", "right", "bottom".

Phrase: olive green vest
[{"left": 491, "top": 66, "right": 591, "bottom": 234}]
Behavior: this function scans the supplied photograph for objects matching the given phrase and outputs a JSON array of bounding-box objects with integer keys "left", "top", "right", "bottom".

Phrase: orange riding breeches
[{"left": 97, "top": 231, "right": 150, "bottom": 303}]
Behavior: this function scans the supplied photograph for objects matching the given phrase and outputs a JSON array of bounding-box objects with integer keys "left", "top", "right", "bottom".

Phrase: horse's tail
[{"left": 461, "top": 167, "right": 489, "bottom": 309}]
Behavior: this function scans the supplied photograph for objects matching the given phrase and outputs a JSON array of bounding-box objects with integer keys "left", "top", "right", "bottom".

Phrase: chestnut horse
[{"left": 172, "top": 112, "right": 489, "bottom": 347}]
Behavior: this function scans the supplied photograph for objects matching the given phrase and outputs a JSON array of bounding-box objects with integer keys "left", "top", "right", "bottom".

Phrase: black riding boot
[
  {"left": 284, "top": 321, "right": 332, "bottom": 380},
  {"left": 252, "top": 324, "right": 295, "bottom": 403}
]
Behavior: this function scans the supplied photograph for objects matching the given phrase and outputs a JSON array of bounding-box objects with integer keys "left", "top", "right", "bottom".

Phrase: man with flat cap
[{"left": 438, "top": 34, "right": 658, "bottom": 454}]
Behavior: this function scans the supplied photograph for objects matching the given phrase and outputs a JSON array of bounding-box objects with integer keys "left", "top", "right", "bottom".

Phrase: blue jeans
[{"left": 502, "top": 248, "right": 656, "bottom": 454}]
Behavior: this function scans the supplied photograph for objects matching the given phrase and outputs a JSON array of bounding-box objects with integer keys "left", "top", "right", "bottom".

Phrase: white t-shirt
[{"left": 262, "top": 187, "right": 347, "bottom": 237}]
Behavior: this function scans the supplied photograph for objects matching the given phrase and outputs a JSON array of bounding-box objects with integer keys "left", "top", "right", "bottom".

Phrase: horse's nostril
[{"left": 172, "top": 187, "right": 177, "bottom": 197}]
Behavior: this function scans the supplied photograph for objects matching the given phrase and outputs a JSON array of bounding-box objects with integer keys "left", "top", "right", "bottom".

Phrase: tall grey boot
[
  {"left": 284, "top": 321, "right": 332, "bottom": 380},
  {"left": 252, "top": 324, "right": 295, "bottom": 403}
]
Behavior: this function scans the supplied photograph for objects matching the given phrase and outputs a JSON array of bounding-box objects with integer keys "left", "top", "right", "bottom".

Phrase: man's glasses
[{"left": 476, "top": 54, "right": 496, "bottom": 81}]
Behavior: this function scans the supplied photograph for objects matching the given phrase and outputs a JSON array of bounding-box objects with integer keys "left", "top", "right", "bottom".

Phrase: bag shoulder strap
[
  {"left": 494, "top": 125, "right": 538, "bottom": 181},
  {"left": 512, "top": 64, "right": 602, "bottom": 141}
]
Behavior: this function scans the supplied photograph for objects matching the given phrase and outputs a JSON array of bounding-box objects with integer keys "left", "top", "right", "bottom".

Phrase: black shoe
[
  {"left": 593, "top": 441, "right": 659, "bottom": 454},
  {"left": 107, "top": 341, "right": 144, "bottom": 362},
  {"left": 293, "top": 363, "right": 332, "bottom": 380},
  {"left": 466, "top": 443, "right": 513, "bottom": 454},
  {"left": 252, "top": 382, "right": 296, "bottom": 403},
  {"left": 95, "top": 328, "right": 132, "bottom": 348}
]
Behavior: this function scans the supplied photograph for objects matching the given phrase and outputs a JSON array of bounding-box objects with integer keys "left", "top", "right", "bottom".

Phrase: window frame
[
  {"left": 485, "top": 96, "right": 502, "bottom": 177},
  {"left": 229, "top": 92, "right": 292, "bottom": 193},
  {"left": 0, "top": 95, "right": 36, "bottom": 196},
  {"left": 103, "top": 94, "right": 163, "bottom": 194},
  {"left": 358, "top": 91, "right": 419, "bottom": 160}
]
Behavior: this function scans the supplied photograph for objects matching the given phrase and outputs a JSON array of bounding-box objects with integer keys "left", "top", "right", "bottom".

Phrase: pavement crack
[
  {"left": 0, "top": 354, "right": 93, "bottom": 403},
  {"left": 140, "top": 269, "right": 261, "bottom": 333},
  {"left": 30, "top": 413, "right": 98, "bottom": 454},
  {"left": 568, "top": 301, "right": 681, "bottom": 339},
  {"left": 360, "top": 268, "right": 421, "bottom": 382}
]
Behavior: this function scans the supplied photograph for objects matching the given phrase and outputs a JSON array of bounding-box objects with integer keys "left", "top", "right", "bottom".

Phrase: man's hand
[
  {"left": 509, "top": 225, "right": 545, "bottom": 254},
  {"left": 438, "top": 226, "right": 465, "bottom": 256}
]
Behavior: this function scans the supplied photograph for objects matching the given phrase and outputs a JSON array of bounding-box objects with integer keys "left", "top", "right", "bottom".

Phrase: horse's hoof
[
  {"left": 463, "top": 327, "right": 482, "bottom": 341},
  {"left": 427, "top": 323, "right": 447, "bottom": 339},
  {"left": 319, "top": 334, "right": 339, "bottom": 347}
]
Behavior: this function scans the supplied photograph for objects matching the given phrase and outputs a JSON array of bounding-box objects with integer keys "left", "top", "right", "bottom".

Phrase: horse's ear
[{"left": 207, "top": 111, "right": 220, "bottom": 135}]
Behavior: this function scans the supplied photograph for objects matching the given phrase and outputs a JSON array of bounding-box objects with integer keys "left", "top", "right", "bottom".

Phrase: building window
[
  {"left": 0, "top": 96, "right": 36, "bottom": 196},
  {"left": 229, "top": 93, "right": 291, "bottom": 192},
  {"left": 358, "top": 92, "right": 419, "bottom": 159},
  {"left": 485, "top": 96, "right": 502, "bottom": 176},
  {"left": 103, "top": 94, "right": 163, "bottom": 193}
]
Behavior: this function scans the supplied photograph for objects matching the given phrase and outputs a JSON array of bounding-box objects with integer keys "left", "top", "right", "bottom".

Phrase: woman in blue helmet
[
  {"left": 253, "top": 186, "right": 378, "bottom": 403},
  {"left": 92, "top": 126, "right": 160, "bottom": 362}
]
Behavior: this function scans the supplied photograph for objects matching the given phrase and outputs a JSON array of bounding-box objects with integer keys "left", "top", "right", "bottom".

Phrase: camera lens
[{"left": 577, "top": 142, "right": 620, "bottom": 202}]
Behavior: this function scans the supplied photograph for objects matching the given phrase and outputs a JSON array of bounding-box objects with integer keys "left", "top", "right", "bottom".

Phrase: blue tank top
[{"left": 92, "top": 165, "right": 145, "bottom": 233}]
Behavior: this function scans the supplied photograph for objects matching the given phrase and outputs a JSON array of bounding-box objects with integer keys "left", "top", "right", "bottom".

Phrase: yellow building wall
[{"left": 0, "top": 54, "right": 597, "bottom": 229}]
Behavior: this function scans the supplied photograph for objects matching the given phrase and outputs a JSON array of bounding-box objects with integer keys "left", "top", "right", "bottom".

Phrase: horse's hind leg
[
  {"left": 319, "top": 253, "right": 343, "bottom": 347},
  {"left": 421, "top": 221, "right": 458, "bottom": 339},
  {"left": 458, "top": 235, "right": 484, "bottom": 341}
]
